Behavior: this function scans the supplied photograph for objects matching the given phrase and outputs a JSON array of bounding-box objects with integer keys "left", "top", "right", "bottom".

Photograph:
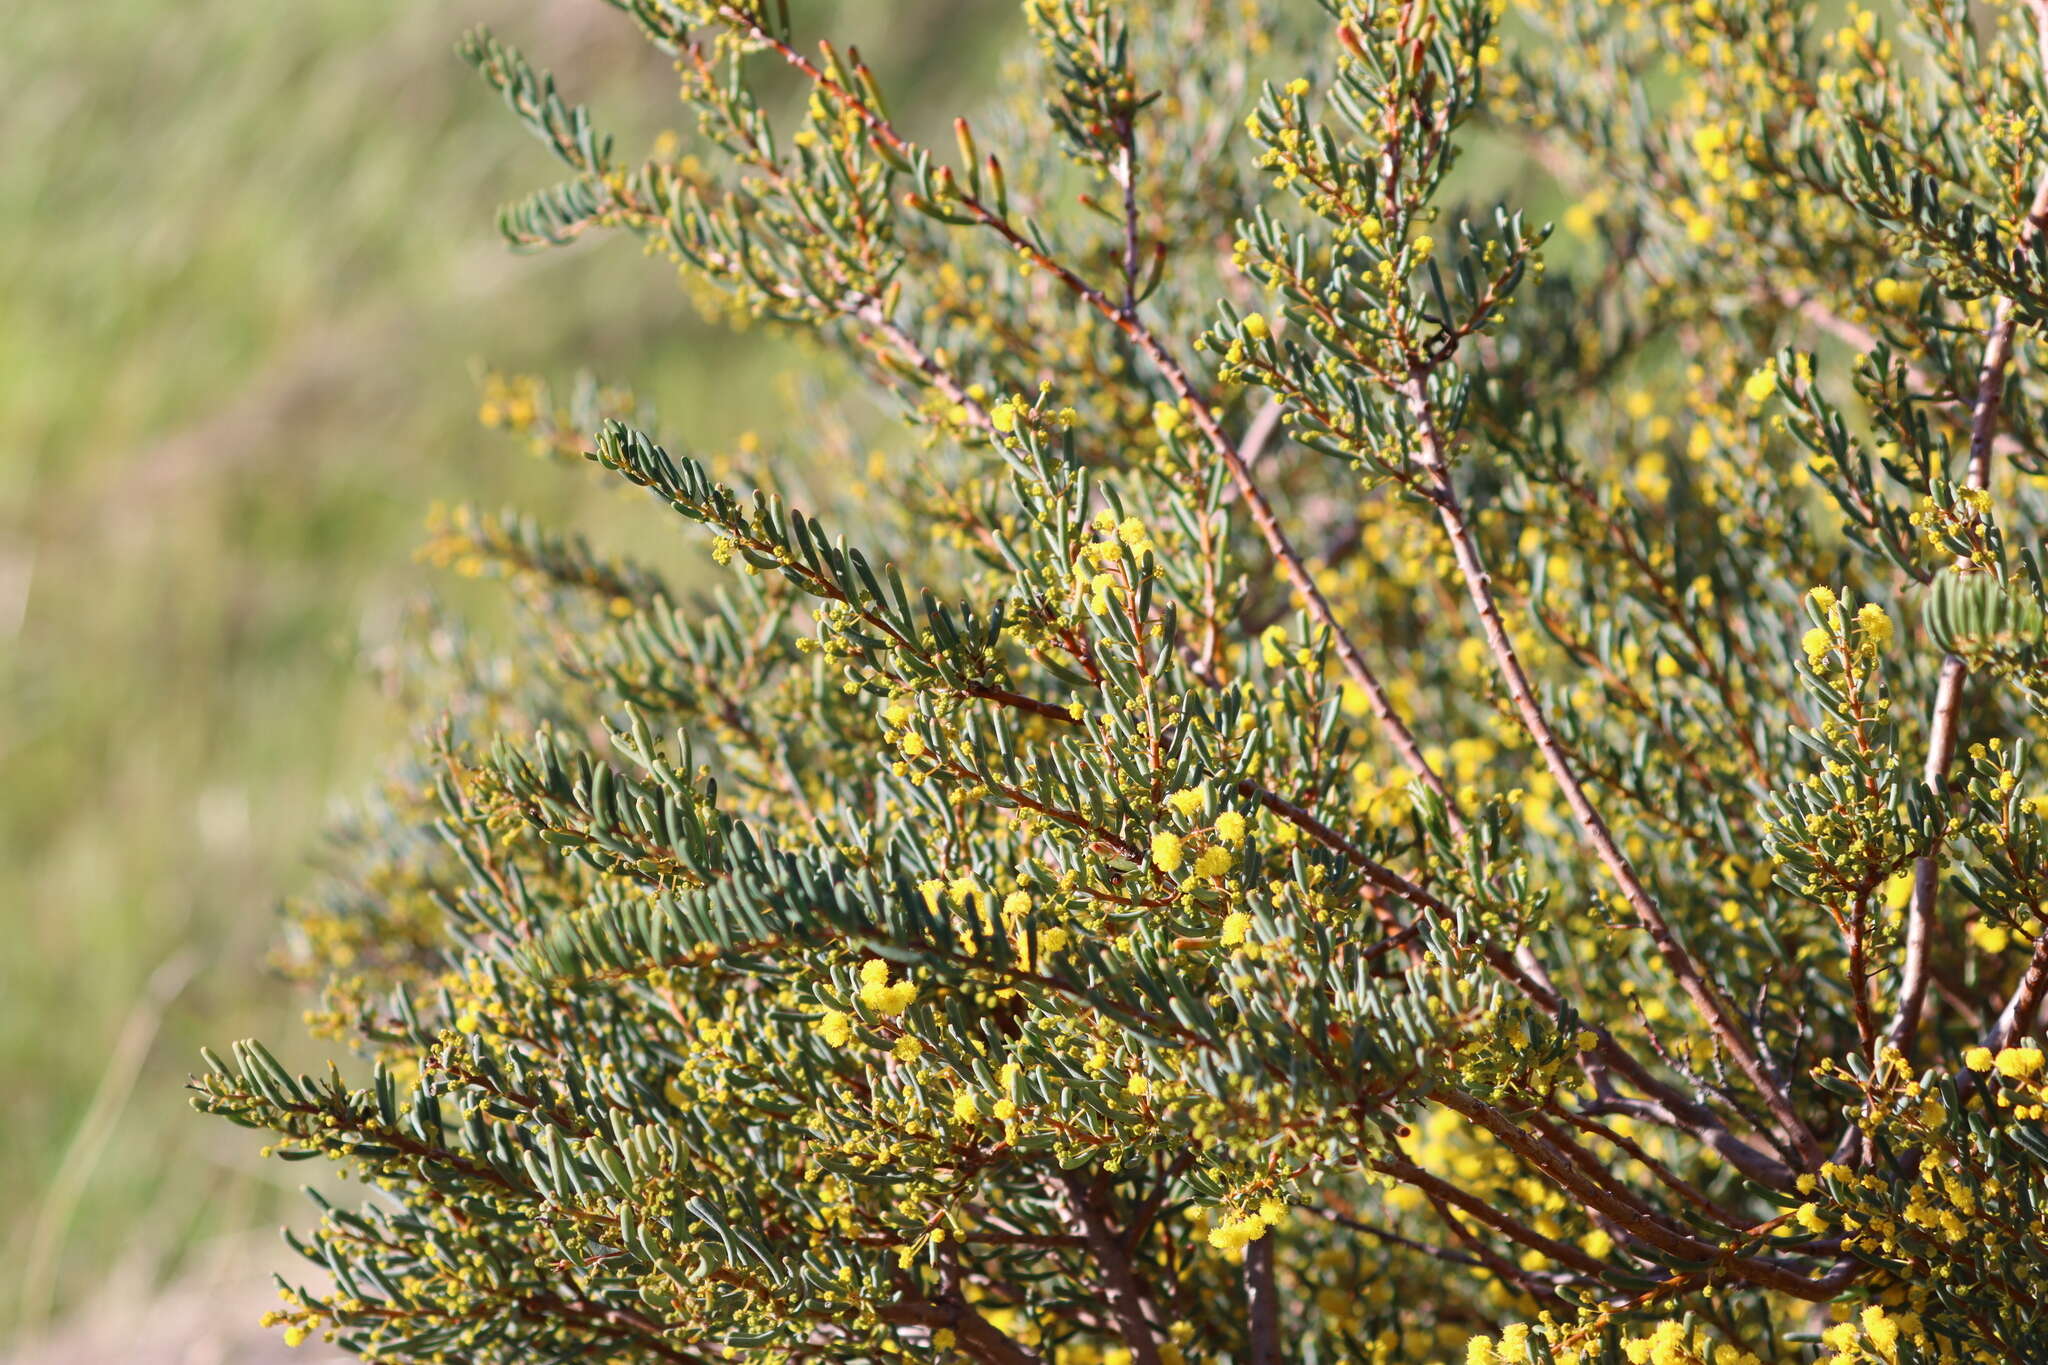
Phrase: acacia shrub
[{"left": 199, "top": 2, "right": 2048, "bottom": 1362}]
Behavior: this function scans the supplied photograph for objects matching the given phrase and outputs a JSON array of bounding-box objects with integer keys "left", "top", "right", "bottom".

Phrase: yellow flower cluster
[
  {"left": 1150, "top": 830, "right": 1184, "bottom": 873},
  {"left": 1964, "top": 1044, "right": 2044, "bottom": 1080},
  {"left": 1203, "top": 1198, "right": 1286, "bottom": 1256},
  {"left": 1469, "top": 1319, "right": 1761, "bottom": 1365},
  {"left": 857, "top": 960, "right": 918, "bottom": 1015}
]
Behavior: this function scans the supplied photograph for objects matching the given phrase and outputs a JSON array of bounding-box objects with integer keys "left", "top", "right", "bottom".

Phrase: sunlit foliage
[{"left": 198, "top": 1, "right": 2048, "bottom": 1361}]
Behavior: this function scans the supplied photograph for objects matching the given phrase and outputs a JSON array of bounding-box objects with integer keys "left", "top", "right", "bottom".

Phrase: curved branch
[{"left": 1888, "top": 68, "right": 2048, "bottom": 1058}]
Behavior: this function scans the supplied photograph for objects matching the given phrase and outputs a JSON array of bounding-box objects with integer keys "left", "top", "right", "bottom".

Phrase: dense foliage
[{"left": 197, "top": 1, "right": 2048, "bottom": 1361}]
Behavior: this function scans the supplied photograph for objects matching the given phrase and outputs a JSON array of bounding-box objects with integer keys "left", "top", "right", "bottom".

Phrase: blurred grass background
[{"left": 0, "top": 1, "right": 994, "bottom": 1353}]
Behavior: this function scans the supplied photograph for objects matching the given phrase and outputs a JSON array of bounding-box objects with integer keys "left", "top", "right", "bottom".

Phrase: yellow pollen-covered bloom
[
  {"left": 859, "top": 960, "right": 918, "bottom": 1015},
  {"left": 1994, "top": 1046, "right": 2044, "bottom": 1080}
]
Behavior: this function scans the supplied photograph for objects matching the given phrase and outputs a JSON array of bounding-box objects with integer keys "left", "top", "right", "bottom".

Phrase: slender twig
[
  {"left": 1369, "top": 1154, "right": 1610, "bottom": 1279},
  {"left": 1887, "top": 90, "right": 2048, "bottom": 1059},
  {"left": 1244, "top": 1234, "right": 1280, "bottom": 1365},
  {"left": 1115, "top": 114, "right": 1142, "bottom": 317},
  {"left": 1399, "top": 376, "right": 1821, "bottom": 1164},
  {"left": 1440, "top": 1092, "right": 1729, "bottom": 1271},
  {"left": 1238, "top": 781, "right": 1448, "bottom": 918},
  {"left": 1548, "top": 1102, "right": 1748, "bottom": 1229},
  {"left": 1963, "top": 925, "right": 2048, "bottom": 1101}
]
